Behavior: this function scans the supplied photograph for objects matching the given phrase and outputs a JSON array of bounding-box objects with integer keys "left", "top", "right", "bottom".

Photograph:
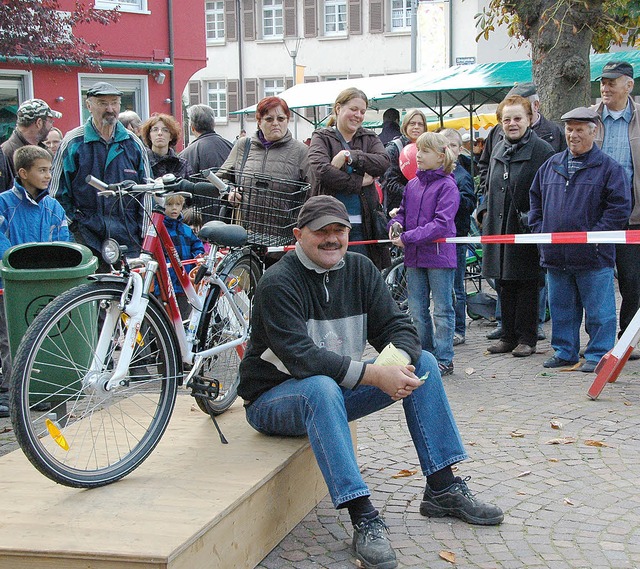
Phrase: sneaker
[
  {"left": 0, "top": 402, "right": 8, "bottom": 419},
  {"left": 543, "top": 355, "right": 578, "bottom": 368},
  {"left": 453, "top": 334, "right": 465, "bottom": 346},
  {"left": 511, "top": 343, "right": 535, "bottom": 357},
  {"left": 352, "top": 515, "right": 398, "bottom": 569},
  {"left": 486, "top": 326, "right": 503, "bottom": 340},
  {"left": 487, "top": 340, "right": 517, "bottom": 354},
  {"left": 537, "top": 326, "right": 546, "bottom": 341},
  {"left": 580, "top": 360, "right": 598, "bottom": 373},
  {"left": 438, "top": 362, "right": 454, "bottom": 376},
  {"left": 420, "top": 476, "right": 504, "bottom": 525}
]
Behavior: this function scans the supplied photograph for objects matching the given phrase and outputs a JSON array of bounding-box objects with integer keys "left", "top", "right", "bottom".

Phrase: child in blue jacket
[
  {"left": 0, "top": 146, "right": 70, "bottom": 417},
  {"left": 389, "top": 132, "right": 460, "bottom": 376}
]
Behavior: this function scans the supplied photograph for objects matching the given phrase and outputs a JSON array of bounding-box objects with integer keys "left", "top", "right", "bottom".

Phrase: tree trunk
[{"left": 525, "top": 0, "right": 601, "bottom": 122}]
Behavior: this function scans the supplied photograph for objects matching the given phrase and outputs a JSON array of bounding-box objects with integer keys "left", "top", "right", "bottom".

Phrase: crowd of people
[{"left": 0, "top": 59, "right": 636, "bottom": 568}]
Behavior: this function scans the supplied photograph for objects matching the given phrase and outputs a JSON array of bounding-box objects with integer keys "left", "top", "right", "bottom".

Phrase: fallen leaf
[
  {"left": 0, "top": 426, "right": 12, "bottom": 434},
  {"left": 624, "top": 401, "right": 632, "bottom": 406},
  {"left": 439, "top": 550, "right": 456, "bottom": 564},
  {"left": 548, "top": 458, "right": 559, "bottom": 462},
  {"left": 451, "top": 465, "right": 459, "bottom": 472},
  {"left": 562, "top": 362, "right": 582, "bottom": 372},
  {"left": 510, "top": 430, "right": 525, "bottom": 438},
  {"left": 190, "top": 404, "right": 199, "bottom": 412},
  {"left": 467, "top": 441, "right": 477, "bottom": 446},
  {"left": 516, "top": 491, "right": 527, "bottom": 495},
  {"left": 355, "top": 560, "right": 365, "bottom": 568},
  {"left": 564, "top": 498, "right": 574, "bottom": 506},
  {"left": 545, "top": 437, "right": 576, "bottom": 445},
  {"left": 584, "top": 439, "right": 614, "bottom": 448},
  {"left": 477, "top": 407, "right": 484, "bottom": 412},
  {"left": 550, "top": 420, "right": 563, "bottom": 430},
  {"left": 517, "top": 470, "right": 531, "bottom": 478},
  {"left": 391, "top": 469, "right": 417, "bottom": 478},
  {"left": 465, "top": 367, "right": 475, "bottom": 375}
]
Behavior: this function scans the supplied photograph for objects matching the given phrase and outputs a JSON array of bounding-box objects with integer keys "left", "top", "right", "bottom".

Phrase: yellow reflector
[
  {"left": 121, "top": 314, "right": 145, "bottom": 346},
  {"left": 45, "top": 418, "right": 70, "bottom": 451}
]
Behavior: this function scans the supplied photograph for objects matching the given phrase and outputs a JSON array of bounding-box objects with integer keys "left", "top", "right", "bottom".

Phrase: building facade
[
  {"left": 187, "top": 0, "right": 527, "bottom": 142},
  {"left": 0, "top": 0, "right": 207, "bottom": 143}
]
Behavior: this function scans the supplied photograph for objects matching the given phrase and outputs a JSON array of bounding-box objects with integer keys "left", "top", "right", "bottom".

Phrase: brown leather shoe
[
  {"left": 512, "top": 343, "right": 535, "bottom": 357},
  {"left": 487, "top": 340, "right": 517, "bottom": 354}
]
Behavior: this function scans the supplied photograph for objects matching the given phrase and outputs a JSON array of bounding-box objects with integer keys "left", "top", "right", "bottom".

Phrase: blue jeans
[
  {"left": 547, "top": 267, "right": 617, "bottom": 362},
  {"left": 245, "top": 350, "right": 467, "bottom": 508},
  {"left": 454, "top": 245, "right": 467, "bottom": 337},
  {"left": 406, "top": 267, "right": 455, "bottom": 365}
]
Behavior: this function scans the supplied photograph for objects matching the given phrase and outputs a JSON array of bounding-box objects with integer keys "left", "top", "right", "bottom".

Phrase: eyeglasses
[
  {"left": 262, "top": 116, "right": 288, "bottom": 123},
  {"left": 150, "top": 127, "right": 171, "bottom": 134},
  {"left": 408, "top": 121, "right": 425, "bottom": 127},
  {"left": 91, "top": 100, "right": 120, "bottom": 109}
]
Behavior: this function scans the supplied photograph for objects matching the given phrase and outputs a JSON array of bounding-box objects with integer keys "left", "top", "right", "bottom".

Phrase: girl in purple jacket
[{"left": 389, "top": 132, "right": 460, "bottom": 376}]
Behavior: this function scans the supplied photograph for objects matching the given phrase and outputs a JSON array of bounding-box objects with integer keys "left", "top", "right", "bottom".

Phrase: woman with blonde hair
[
  {"left": 309, "top": 88, "right": 390, "bottom": 268},
  {"left": 381, "top": 109, "right": 428, "bottom": 214},
  {"left": 389, "top": 132, "right": 460, "bottom": 375}
]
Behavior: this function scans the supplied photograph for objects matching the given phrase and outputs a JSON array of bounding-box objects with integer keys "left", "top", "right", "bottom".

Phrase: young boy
[
  {"left": 0, "top": 146, "right": 70, "bottom": 417},
  {"left": 161, "top": 194, "right": 205, "bottom": 317}
]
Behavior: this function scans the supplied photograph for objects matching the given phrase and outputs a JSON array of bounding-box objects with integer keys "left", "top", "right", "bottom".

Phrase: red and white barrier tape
[{"left": 266, "top": 230, "right": 640, "bottom": 253}]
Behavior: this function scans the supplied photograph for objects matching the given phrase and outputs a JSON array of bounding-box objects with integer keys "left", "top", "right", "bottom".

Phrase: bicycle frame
[{"left": 92, "top": 207, "right": 251, "bottom": 393}]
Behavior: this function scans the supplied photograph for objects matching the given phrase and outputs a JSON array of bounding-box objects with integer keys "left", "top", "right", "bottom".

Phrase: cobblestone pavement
[
  {"left": 256, "top": 318, "right": 640, "bottom": 569},
  {"left": 2, "top": 315, "right": 640, "bottom": 568}
]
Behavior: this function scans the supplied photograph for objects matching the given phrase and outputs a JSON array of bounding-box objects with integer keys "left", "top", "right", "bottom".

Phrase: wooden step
[{"left": 0, "top": 394, "right": 330, "bottom": 569}]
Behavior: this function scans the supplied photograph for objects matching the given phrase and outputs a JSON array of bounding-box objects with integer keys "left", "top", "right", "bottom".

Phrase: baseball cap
[
  {"left": 461, "top": 133, "right": 471, "bottom": 143},
  {"left": 560, "top": 107, "right": 600, "bottom": 124},
  {"left": 507, "top": 82, "right": 537, "bottom": 98},
  {"left": 297, "top": 195, "right": 352, "bottom": 231},
  {"left": 86, "top": 82, "right": 124, "bottom": 97},
  {"left": 598, "top": 61, "right": 634, "bottom": 80},
  {"left": 17, "top": 99, "right": 62, "bottom": 121}
]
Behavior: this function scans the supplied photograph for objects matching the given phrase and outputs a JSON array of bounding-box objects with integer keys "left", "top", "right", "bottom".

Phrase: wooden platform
[{"left": 0, "top": 394, "right": 331, "bottom": 569}]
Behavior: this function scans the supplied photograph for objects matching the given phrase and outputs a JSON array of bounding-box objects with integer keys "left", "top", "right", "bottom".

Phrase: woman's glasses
[{"left": 150, "top": 127, "right": 171, "bottom": 134}]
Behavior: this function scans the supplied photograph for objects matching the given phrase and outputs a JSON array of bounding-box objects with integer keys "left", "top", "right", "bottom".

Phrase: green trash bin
[{"left": 1, "top": 242, "right": 99, "bottom": 402}]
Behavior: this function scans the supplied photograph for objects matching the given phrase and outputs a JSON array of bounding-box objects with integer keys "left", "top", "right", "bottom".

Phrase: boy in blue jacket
[{"left": 0, "top": 145, "right": 70, "bottom": 417}]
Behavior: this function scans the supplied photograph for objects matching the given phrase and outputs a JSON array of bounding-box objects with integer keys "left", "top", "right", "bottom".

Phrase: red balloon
[{"left": 399, "top": 143, "right": 418, "bottom": 180}]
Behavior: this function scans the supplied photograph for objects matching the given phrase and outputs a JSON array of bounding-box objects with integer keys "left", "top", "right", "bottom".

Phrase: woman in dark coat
[
  {"left": 482, "top": 95, "right": 554, "bottom": 357},
  {"left": 140, "top": 114, "right": 192, "bottom": 180},
  {"left": 308, "top": 88, "right": 390, "bottom": 269}
]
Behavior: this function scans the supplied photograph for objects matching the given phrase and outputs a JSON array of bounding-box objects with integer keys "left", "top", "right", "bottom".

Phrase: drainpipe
[
  {"left": 168, "top": 0, "right": 176, "bottom": 117},
  {"left": 237, "top": 0, "right": 245, "bottom": 130}
]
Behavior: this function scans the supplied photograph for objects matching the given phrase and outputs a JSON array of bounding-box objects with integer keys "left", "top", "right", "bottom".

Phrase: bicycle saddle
[{"left": 199, "top": 221, "right": 248, "bottom": 247}]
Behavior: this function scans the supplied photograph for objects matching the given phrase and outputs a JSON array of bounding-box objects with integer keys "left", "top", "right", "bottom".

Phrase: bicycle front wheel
[
  {"left": 382, "top": 256, "right": 409, "bottom": 314},
  {"left": 196, "top": 252, "right": 261, "bottom": 415},
  {"left": 10, "top": 281, "right": 180, "bottom": 488}
]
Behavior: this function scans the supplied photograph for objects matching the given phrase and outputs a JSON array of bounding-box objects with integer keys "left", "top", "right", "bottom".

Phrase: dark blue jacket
[
  {"left": 529, "top": 145, "right": 631, "bottom": 271},
  {"left": 162, "top": 214, "right": 205, "bottom": 294},
  {"left": 452, "top": 163, "right": 476, "bottom": 237},
  {"left": 50, "top": 119, "right": 151, "bottom": 256}
]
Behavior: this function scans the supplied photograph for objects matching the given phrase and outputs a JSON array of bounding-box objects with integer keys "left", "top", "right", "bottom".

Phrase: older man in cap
[
  {"left": 238, "top": 194, "right": 503, "bottom": 569},
  {"left": 1, "top": 98, "right": 62, "bottom": 178},
  {"left": 50, "top": 82, "right": 151, "bottom": 268},
  {"left": 591, "top": 60, "right": 640, "bottom": 351},
  {"left": 529, "top": 107, "right": 631, "bottom": 372}
]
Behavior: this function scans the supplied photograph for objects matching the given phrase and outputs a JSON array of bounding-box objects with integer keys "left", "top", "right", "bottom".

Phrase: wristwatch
[{"left": 344, "top": 150, "right": 353, "bottom": 165}]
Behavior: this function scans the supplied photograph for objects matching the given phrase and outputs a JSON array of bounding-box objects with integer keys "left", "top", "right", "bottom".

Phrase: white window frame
[
  {"left": 207, "top": 80, "right": 228, "bottom": 122},
  {"left": 79, "top": 74, "right": 149, "bottom": 123},
  {"left": 205, "top": 0, "right": 225, "bottom": 42},
  {"left": 323, "top": 0, "right": 347, "bottom": 36},
  {"left": 262, "top": 78, "right": 285, "bottom": 99},
  {"left": 390, "top": 0, "right": 411, "bottom": 31},
  {"left": 262, "top": 0, "right": 284, "bottom": 38},
  {"left": 95, "top": 0, "right": 149, "bottom": 14}
]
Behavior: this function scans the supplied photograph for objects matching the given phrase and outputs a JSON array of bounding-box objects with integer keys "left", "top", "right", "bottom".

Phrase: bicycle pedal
[{"left": 186, "top": 377, "right": 220, "bottom": 401}]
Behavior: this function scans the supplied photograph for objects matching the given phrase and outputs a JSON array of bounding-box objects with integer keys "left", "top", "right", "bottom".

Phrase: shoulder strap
[
  {"left": 333, "top": 127, "right": 351, "bottom": 151},
  {"left": 393, "top": 138, "right": 403, "bottom": 154},
  {"left": 238, "top": 136, "right": 251, "bottom": 174}
]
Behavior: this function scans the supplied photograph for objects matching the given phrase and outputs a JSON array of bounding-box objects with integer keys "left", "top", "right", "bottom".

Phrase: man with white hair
[
  {"left": 591, "top": 61, "right": 640, "bottom": 353},
  {"left": 529, "top": 107, "right": 631, "bottom": 373},
  {"left": 179, "top": 104, "right": 232, "bottom": 173}
]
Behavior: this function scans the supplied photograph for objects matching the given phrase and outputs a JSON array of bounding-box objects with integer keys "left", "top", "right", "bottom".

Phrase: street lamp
[{"left": 284, "top": 37, "right": 302, "bottom": 137}]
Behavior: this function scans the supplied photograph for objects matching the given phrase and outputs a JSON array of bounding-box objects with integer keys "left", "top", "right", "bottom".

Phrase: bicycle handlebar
[{"left": 85, "top": 175, "right": 220, "bottom": 198}]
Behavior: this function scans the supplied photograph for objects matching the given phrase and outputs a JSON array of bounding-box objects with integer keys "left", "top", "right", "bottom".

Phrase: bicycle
[{"left": 9, "top": 171, "right": 307, "bottom": 488}]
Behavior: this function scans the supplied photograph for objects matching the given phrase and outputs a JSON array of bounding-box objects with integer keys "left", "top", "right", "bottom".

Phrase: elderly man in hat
[
  {"left": 50, "top": 82, "right": 151, "bottom": 269},
  {"left": 591, "top": 60, "right": 640, "bottom": 353},
  {"left": 1, "top": 98, "right": 62, "bottom": 178},
  {"left": 238, "top": 194, "right": 503, "bottom": 569},
  {"left": 529, "top": 107, "right": 631, "bottom": 373}
]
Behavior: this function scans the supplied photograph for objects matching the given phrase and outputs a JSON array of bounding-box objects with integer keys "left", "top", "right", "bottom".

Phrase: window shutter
[
  {"left": 225, "top": 0, "right": 237, "bottom": 41},
  {"left": 188, "top": 82, "right": 201, "bottom": 106},
  {"left": 349, "top": 0, "right": 361, "bottom": 35},
  {"left": 304, "top": 76, "right": 318, "bottom": 120},
  {"left": 286, "top": 77, "right": 294, "bottom": 89},
  {"left": 228, "top": 80, "right": 240, "bottom": 122},
  {"left": 284, "top": 0, "right": 297, "bottom": 37},
  {"left": 244, "top": 78, "right": 258, "bottom": 108},
  {"left": 369, "top": 0, "right": 383, "bottom": 33},
  {"left": 303, "top": 0, "right": 317, "bottom": 38},
  {"left": 243, "top": 0, "right": 256, "bottom": 41}
]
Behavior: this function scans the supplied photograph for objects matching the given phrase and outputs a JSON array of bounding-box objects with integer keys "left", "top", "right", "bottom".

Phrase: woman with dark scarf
[
  {"left": 140, "top": 114, "right": 192, "bottom": 179},
  {"left": 481, "top": 95, "right": 554, "bottom": 357}
]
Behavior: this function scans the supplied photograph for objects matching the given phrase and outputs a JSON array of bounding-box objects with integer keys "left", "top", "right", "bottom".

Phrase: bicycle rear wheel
[
  {"left": 382, "top": 255, "right": 409, "bottom": 314},
  {"left": 196, "top": 252, "right": 262, "bottom": 415},
  {"left": 10, "top": 281, "right": 180, "bottom": 488}
]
